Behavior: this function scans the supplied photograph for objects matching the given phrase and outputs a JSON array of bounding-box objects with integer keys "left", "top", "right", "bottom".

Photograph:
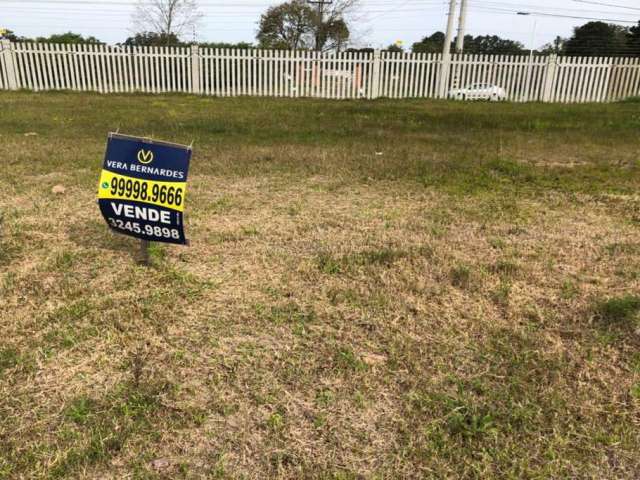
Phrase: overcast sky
[{"left": 3, "top": 0, "right": 640, "bottom": 49}]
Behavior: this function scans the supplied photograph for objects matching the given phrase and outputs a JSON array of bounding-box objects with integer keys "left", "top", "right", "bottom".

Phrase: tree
[
  {"left": 345, "top": 47, "right": 373, "bottom": 54},
  {"left": 540, "top": 36, "right": 567, "bottom": 55},
  {"left": 627, "top": 21, "right": 640, "bottom": 56},
  {"left": 412, "top": 32, "right": 524, "bottom": 55},
  {"left": 36, "top": 32, "right": 101, "bottom": 44},
  {"left": 385, "top": 43, "right": 403, "bottom": 53},
  {"left": 0, "top": 29, "right": 33, "bottom": 42},
  {"left": 464, "top": 35, "right": 525, "bottom": 55},
  {"left": 316, "top": 16, "right": 350, "bottom": 52},
  {"left": 132, "top": 0, "right": 201, "bottom": 42},
  {"left": 257, "top": 1, "right": 315, "bottom": 50},
  {"left": 199, "top": 41, "right": 254, "bottom": 50},
  {"left": 123, "top": 31, "right": 181, "bottom": 47},
  {"left": 564, "top": 21, "right": 628, "bottom": 56},
  {"left": 256, "top": 0, "right": 358, "bottom": 51},
  {"left": 411, "top": 32, "right": 447, "bottom": 54},
  {"left": 311, "top": 0, "right": 358, "bottom": 51}
]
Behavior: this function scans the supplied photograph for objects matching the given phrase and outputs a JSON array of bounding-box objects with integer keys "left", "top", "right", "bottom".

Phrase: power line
[
  {"left": 469, "top": 5, "right": 639, "bottom": 24},
  {"left": 573, "top": 0, "right": 640, "bottom": 11},
  {"left": 474, "top": 0, "right": 640, "bottom": 17}
]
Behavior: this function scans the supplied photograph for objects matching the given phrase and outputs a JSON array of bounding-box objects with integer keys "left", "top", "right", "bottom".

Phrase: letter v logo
[{"left": 137, "top": 149, "right": 154, "bottom": 164}]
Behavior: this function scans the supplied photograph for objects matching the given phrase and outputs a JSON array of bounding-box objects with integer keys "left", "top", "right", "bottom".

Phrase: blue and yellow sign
[{"left": 98, "top": 133, "right": 192, "bottom": 245}]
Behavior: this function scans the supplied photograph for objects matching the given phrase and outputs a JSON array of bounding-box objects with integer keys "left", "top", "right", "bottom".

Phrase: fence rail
[{"left": 1, "top": 40, "right": 639, "bottom": 103}]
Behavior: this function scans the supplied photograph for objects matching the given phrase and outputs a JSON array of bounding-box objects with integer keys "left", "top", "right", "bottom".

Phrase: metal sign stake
[{"left": 140, "top": 240, "right": 150, "bottom": 265}]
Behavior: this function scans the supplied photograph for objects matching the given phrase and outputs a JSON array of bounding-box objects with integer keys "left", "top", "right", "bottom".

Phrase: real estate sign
[{"left": 97, "top": 133, "right": 192, "bottom": 245}]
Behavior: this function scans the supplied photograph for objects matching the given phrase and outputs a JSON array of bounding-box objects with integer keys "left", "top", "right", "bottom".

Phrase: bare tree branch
[{"left": 132, "top": 0, "right": 202, "bottom": 39}]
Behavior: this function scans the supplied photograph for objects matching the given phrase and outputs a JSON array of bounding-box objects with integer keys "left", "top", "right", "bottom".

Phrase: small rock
[
  {"left": 51, "top": 185, "right": 66, "bottom": 195},
  {"left": 24, "top": 132, "right": 38, "bottom": 137},
  {"left": 150, "top": 458, "right": 170, "bottom": 470}
]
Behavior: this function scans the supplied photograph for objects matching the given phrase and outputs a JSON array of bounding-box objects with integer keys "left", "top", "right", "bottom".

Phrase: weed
[
  {"left": 335, "top": 348, "right": 367, "bottom": 372},
  {"left": 561, "top": 280, "right": 579, "bottom": 299},
  {"left": 0, "top": 348, "right": 19, "bottom": 374},
  {"left": 351, "top": 248, "right": 408, "bottom": 267},
  {"left": 446, "top": 405, "right": 496, "bottom": 439},
  {"left": 48, "top": 300, "right": 91, "bottom": 322},
  {"left": 315, "top": 389, "right": 334, "bottom": 407},
  {"left": 261, "top": 302, "right": 315, "bottom": 326},
  {"left": 491, "top": 259, "right": 520, "bottom": 278},
  {"left": 317, "top": 251, "right": 342, "bottom": 274},
  {"left": 54, "top": 251, "right": 76, "bottom": 270},
  {"left": 492, "top": 281, "right": 511, "bottom": 307},
  {"left": 596, "top": 295, "right": 640, "bottom": 324},
  {"left": 605, "top": 242, "right": 640, "bottom": 256},
  {"left": 65, "top": 396, "right": 95, "bottom": 425},
  {"left": 450, "top": 264, "right": 472, "bottom": 289},
  {"left": 267, "top": 412, "right": 284, "bottom": 431},
  {"left": 489, "top": 237, "right": 507, "bottom": 249}
]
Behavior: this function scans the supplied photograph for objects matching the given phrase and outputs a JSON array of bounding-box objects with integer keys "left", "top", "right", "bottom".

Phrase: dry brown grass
[{"left": 1, "top": 92, "right": 640, "bottom": 479}]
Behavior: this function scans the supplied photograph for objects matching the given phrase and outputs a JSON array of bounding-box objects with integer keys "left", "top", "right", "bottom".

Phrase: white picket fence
[{"left": 1, "top": 40, "right": 639, "bottom": 103}]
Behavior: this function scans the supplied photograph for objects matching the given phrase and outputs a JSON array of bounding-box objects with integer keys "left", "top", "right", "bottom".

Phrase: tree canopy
[
  {"left": 464, "top": 35, "right": 525, "bottom": 55},
  {"left": 256, "top": 1, "right": 315, "bottom": 50},
  {"left": 411, "top": 32, "right": 524, "bottom": 55},
  {"left": 564, "top": 21, "right": 629, "bottom": 56},
  {"left": 0, "top": 29, "right": 31, "bottom": 42},
  {"left": 0, "top": 30, "right": 102, "bottom": 44},
  {"left": 626, "top": 21, "right": 640, "bottom": 55},
  {"left": 123, "top": 31, "right": 181, "bottom": 46},
  {"left": 199, "top": 42, "right": 254, "bottom": 50},
  {"left": 540, "top": 36, "right": 566, "bottom": 55},
  {"left": 36, "top": 32, "right": 102, "bottom": 44},
  {"left": 256, "top": 0, "right": 355, "bottom": 51},
  {"left": 411, "top": 32, "right": 446, "bottom": 54}
]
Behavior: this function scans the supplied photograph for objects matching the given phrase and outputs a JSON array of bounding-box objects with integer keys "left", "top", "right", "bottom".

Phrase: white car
[{"left": 448, "top": 83, "right": 507, "bottom": 101}]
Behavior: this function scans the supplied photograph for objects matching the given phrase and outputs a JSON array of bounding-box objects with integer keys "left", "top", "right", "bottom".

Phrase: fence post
[
  {"left": 542, "top": 54, "right": 557, "bottom": 103},
  {"left": 1, "top": 40, "right": 19, "bottom": 90},
  {"left": 191, "top": 44, "right": 201, "bottom": 95},
  {"left": 370, "top": 49, "right": 381, "bottom": 99}
]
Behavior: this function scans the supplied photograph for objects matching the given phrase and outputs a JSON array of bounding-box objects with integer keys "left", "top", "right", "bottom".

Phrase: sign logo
[{"left": 137, "top": 149, "right": 154, "bottom": 164}]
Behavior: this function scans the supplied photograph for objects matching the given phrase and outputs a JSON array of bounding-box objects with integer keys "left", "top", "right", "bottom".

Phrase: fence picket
[{"left": 629, "top": 57, "right": 640, "bottom": 99}]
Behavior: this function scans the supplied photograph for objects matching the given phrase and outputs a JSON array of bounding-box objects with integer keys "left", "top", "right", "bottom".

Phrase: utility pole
[
  {"left": 443, "top": 0, "right": 458, "bottom": 56},
  {"left": 439, "top": 0, "right": 458, "bottom": 97},
  {"left": 452, "top": 0, "right": 467, "bottom": 89},
  {"left": 308, "top": 0, "right": 333, "bottom": 51},
  {"left": 455, "top": 0, "right": 468, "bottom": 53}
]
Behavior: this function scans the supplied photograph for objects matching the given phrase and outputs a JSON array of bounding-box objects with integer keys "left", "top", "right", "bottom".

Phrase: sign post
[{"left": 97, "top": 133, "right": 192, "bottom": 263}]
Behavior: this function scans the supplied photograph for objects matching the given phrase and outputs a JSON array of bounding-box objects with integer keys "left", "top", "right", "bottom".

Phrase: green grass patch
[{"left": 596, "top": 295, "right": 640, "bottom": 324}]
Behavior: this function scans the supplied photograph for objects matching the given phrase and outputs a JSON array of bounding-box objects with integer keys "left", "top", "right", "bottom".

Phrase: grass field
[{"left": 1, "top": 91, "right": 640, "bottom": 479}]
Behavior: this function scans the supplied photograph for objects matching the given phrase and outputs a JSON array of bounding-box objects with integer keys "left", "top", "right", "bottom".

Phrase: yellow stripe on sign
[{"left": 97, "top": 170, "right": 187, "bottom": 212}]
